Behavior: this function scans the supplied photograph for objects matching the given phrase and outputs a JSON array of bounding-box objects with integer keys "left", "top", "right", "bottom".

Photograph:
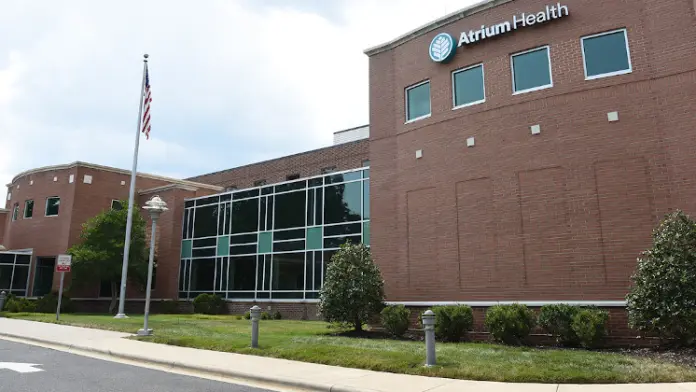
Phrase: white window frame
[
  {"left": 405, "top": 80, "right": 432, "bottom": 124},
  {"left": 452, "top": 63, "right": 486, "bottom": 110},
  {"left": 581, "top": 28, "right": 632, "bottom": 81},
  {"left": 511, "top": 45, "right": 553, "bottom": 95},
  {"left": 111, "top": 199, "right": 123, "bottom": 210},
  {"left": 45, "top": 196, "right": 60, "bottom": 217},
  {"left": 23, "top": 200, "right": 33, "bottom": 219},
  {"left": 11, "top": 204, "right": 19, "bottom": 221}
]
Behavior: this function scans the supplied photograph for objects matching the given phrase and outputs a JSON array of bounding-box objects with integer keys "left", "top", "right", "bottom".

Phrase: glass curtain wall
[
  {"left": 0, "top": 252, "right": 31, "bottom": 296},
  {"left": 179, "top": 167, "right": 370, "bottom": 301}
]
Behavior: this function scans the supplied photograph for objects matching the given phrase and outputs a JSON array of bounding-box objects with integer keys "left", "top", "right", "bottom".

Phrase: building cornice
[
  {"left": 363, "top": 0, "right": 513, "bottom": 57},
  {"left": 139, "top": 183, "right": 209, "bottom": 195},
  {"left": 7, "top": 161, "right": 222, "bottom": 191}
]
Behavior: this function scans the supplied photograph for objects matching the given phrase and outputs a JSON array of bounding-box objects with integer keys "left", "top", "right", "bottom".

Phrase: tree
[
  {"left": 626, "top": 210, "right": 696, "bottom": 345},
  {"left": 318, "top": 242, "right": 385, "bottom": 332},
  {"left": 67, "top": 200, "right": 150, "bottom": 314}
]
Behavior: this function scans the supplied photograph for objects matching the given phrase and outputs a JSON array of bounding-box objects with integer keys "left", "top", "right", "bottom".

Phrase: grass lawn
[{"left": 3, "top": 312, "right": 696, "bottom": 384}]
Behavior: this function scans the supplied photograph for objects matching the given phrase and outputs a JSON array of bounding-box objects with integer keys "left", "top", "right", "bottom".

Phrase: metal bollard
[
  {"left": 0, "top": 291, "right": 6, "bottom": 313},
  {"left": 422, "top": 310, "right": 436, "bottom": 367},
  {"left": 250, "top": 305, "right": 262, "bottom": 348}
]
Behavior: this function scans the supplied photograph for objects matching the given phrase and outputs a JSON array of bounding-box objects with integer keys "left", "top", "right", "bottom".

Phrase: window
[
  {"left": 286, "top": 173, "right": 300, "bottom": 181},
  {"left": 582, "top": 29, "right": 632, "bottom": 80},
  {"left": 405, "top": 81, "right": 431, "bottom": 122},
  {"left": 453, "top": 64, "right": 485, "bottom": 108},
  {"left": 45, "top": 197, "right": 60, "bottom": 216},
  {"left": 225, "top": 185, "right": 238, "bottom": 192},
  {"left": 274, "top": 191, "right": 306, "bottom": 230},
  {"left": 253, "top": 179, "right": 267, "bottom": 187},
  {"left": 511, "top": 46, "right": 553, "bottom": 94},
  {"left": 23, "top": 200, "right": 34, "bottom": 219},
  {"left": 0, "top": 253, "right": 30, "bottom": 296},
  {"left": 11, "top": 203, "right": 18, "bottom": 221},
  {"left": 111, "top": 200, "right": 123, "bottom": 210}
]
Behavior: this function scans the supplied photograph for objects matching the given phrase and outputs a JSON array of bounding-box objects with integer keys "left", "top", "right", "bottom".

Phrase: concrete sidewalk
[{"left": 0, "top": 318, "right": 695, "bottom": 392}]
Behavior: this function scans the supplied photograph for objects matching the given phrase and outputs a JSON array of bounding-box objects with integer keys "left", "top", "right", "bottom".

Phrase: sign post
[{"left": 55, "top": 254, "right": 72, "bottom": 321}]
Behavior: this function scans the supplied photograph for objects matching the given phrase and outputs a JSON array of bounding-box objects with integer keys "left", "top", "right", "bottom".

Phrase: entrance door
[{"left": 33, "top": 257, "right": 55, "bottom": 297}]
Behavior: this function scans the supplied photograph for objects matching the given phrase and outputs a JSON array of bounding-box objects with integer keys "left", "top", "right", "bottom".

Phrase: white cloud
[{"left": 0, "top": 0, "right": 478, "bottom": 203}]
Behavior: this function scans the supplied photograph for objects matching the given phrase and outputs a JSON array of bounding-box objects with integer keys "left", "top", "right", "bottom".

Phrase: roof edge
[
  {"left": 187, "top": 138, "right": 369, "bottom": 181},
  {"left": 7, "top": 161, "right": 222, "bottom": 191},
  {"left": 363, "top": 0, "right": 513, "bottom": 56},
  {"left": 139, "top": 183, "right": 211, "bottom": 195}
]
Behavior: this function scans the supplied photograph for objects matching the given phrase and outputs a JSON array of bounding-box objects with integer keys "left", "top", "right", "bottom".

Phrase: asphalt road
[{"left": 0, "top": 339, "right": 274, "bottom": 392}]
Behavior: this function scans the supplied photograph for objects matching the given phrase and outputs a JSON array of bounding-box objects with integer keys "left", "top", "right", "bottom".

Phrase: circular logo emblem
[{"left": 429, "top": 33, "right": 456, "bottom": 63}]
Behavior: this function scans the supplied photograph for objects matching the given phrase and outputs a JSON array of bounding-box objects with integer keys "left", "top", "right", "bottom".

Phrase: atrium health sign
[{"left": 429, "top": 2, "right": 570, "bottom": 63}]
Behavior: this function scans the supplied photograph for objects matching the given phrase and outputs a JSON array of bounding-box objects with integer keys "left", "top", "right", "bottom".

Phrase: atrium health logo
[{"left": 429, "top": 33, "right": 456, "bottom": 63}]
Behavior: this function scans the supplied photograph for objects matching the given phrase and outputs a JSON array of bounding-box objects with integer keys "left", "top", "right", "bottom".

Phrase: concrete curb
[{"left": 0, "top": 331, "right": 380, "bottom": 392}]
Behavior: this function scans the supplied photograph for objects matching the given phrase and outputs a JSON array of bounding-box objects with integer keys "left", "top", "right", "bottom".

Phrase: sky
[{"left": 0, "top": 0, "right": 476, "bottom": 200}]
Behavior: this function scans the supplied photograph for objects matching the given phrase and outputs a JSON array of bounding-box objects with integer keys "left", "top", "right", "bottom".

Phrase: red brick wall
[
  {"left": 3, "top": 163, "right": 218, "bottom": 297},
  {"left": 367, "top": 0, "right": 696, "bottom": 303},
  {"left": 0, "top": 210, "right": 7, "bottom": 245},
  {"left": 187, "top": 140, "right": 370, "bottom": 189}
]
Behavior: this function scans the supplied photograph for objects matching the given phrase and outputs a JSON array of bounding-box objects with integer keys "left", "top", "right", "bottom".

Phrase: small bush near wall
[
  {"left": 5, "top": 297, "right": 37, "bottom": 313},
  {"left": 432, "top": 305, "right": 474, "bottom": 342},
  {"left": 192, "top": 294, "right": 226, "bottom": 315},
  {"left": 539, "top": 304, "right": 581, "bottom": 346},
  {"left": 380, "top": 305, "right": 411, "bottom": 338},
  {"left": 572, "top": 308, "right": 609, "bottom": 348},
  {"left": 484, "top": 304, "right": 536, "bottom": 345},
  {"left": 35, "top": 292, "right": 73, "bottom": 314}
]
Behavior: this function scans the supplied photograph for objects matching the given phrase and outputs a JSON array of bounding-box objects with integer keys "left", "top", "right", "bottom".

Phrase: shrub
[
  {"left": 538, "top": 304, "right": 580, "bottom": 346},
  {"left": 627, "top": 210, "right": 696, "bottom": 345},
  {"left": 380, "top": 305, "right": 411, "bottom": 338},
  {"left": 319, "top": 242, "right": 385, "bottom": 332},
  {"left": 272, "top": 310, "right": 282, "bottom": 320},
  {"left": 192, "top": 294, "right": 226, "bottom": 315},
  {"left": 35, "top": 292, "right": 73, "bottom": 313},
  {"left": 5, "top": 297, "right": 37, "bottom": 313},
  {"left": 572, "top": 308, "right": 609, "bottom": 348},
  {"left": 484, "top": 304, "right": 536, "bottom": 345},
  {"left": 243, "top": 311, "right": 251, "bottom": 320},
  {"left": 432, "top": 305, "right": 474, "bottom": 342},
  {"left": 261, "top": 311, "right": 271, "bottom": 320}
]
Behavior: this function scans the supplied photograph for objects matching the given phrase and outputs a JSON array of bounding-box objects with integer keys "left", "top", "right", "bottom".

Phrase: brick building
[
  {"left": 2, "top": 0, "right": 696, "bottom": 339},
  {"left": 364, "top": 0, "right": 696, "bottom": 336},
  {"left": 1, "top": 129, "right": 369, "bottom": 316}
]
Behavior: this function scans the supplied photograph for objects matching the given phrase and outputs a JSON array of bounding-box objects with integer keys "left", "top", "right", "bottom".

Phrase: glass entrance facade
[
  {"left": 179, "top": 167, "right": 370, "bottom": 301},
  {"left": 0, "top": 251, "right": 31, "bottom": 297}
]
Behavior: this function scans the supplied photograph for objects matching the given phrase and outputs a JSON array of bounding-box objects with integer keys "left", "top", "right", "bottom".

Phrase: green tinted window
[
  {"left": 453, "top": 65, "right": 485, "bottom": 107},
  {"left": 406, "top": 82, "right": 431, "bottom": 121},
  {"left": 583, "top": 30, "right": 631, "bottom": 78},
  {"left": 512, "top": 47, "right": 552, "bottom": 93}
]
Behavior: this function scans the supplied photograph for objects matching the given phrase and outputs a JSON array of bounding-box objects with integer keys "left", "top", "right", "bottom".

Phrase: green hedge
[
  {"left": 380, "top": 305, "right": 411, "bottom": 337},
  {"left": 484, "top": 304, "right": 536, "bottom": 345},
  {"left": 432, "top": 305, "right": 474, "bottom": 342},
  {"left": 192, "top": 294, "right": 226, "bottom": 315}
]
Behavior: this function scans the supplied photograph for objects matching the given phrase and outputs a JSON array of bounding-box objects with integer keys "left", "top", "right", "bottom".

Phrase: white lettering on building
[{"left": 457, "top": 2, "right": 569, "bottom": 47}]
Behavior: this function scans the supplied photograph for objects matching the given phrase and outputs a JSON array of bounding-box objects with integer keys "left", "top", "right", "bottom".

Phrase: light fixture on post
[{"left": 137, "top": 195, "right": 168, "bottom": 336}]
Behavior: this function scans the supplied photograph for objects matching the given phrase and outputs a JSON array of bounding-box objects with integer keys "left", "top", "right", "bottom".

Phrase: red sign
[{"left": 56, "top": 254, "right": 72, "bottom": 273}]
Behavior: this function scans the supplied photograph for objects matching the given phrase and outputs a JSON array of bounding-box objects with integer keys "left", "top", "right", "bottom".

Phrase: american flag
[{"left": 141, "top": 64, "right": 152, "bottom": 140}]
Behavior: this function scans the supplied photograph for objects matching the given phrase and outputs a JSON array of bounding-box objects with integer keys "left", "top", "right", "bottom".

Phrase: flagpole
[{"left": 115, "top": 54, "right": 149, "bottom": 319}]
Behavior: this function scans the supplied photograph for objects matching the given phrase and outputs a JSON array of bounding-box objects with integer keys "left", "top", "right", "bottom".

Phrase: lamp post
[{"left": 137, "top": 195, "right": 168, "bottom": 336}]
